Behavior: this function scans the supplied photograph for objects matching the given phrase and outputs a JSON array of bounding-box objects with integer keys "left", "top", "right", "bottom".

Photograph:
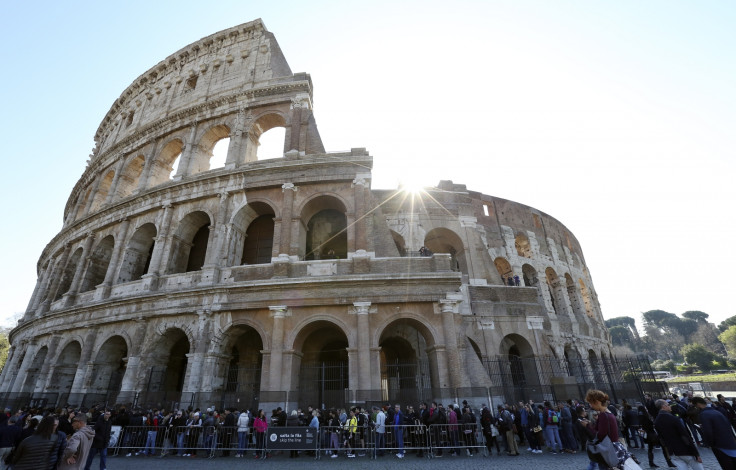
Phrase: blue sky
[{"left": 1, "top": 0, "right": 734, "bottom": 331}]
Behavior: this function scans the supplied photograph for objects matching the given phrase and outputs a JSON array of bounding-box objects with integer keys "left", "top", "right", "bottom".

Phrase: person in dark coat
[
  {"left": 653, "top": 399, "right": 703, "bottom": 468},
  {"left": 222, "top": 408, "right": 237, "bottom": 457},
  {"left": 84, "top": 409, "right": 111, "bottom": 470},
  {"left": 0, "top": 415, "right": 21, "bottom": 466},
  {"left": 9, "top": 415, "right": 57, "bottom": 470},
  {"left": 692, "top": 397, "right": 736, "bottom": 469}
]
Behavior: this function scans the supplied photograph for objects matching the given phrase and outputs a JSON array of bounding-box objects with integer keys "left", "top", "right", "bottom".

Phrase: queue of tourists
[{"left": 0, "top": 389, "right": 735, "bottom": 469}]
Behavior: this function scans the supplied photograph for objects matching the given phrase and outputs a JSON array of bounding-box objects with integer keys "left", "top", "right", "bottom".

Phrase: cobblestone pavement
[{"left": 100, "top": 446, "right": 722, "bottom": 469}]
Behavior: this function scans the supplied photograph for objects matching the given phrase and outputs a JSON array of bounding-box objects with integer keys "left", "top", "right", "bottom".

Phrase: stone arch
[
  {"left": 48, "top": 341, "right": 82, "bottom": 396},
  {"left": 565, "top": 273, "right": 585, "bottom": 318},
  {"left": 117, "top": 223, "right": 157, "bottom": 283},
  {"left": 88, "top": 169, "right": 115, "bottom": 213},
  {"left": 291, "top": 319, "right": 351, "bottom": 409},
  {"left": 515, "top": 232, "right": 533, "bottom": 258},
  {"left": 579, "top": 279, "right": 595, "bottom": 318},
  {"left": 146, "top": 327, "right": 191, "bottom": 394},
  {"left": 229, "top": 200, "right": 277, "bottom": 266},
  {"left": 115, "top": 154, "right": 145, "bottom": 199},
  {"left": 299, "top": 195, "right": 349, "bottom": 260},
  {"left": 147, "top": 138, "right": 184, "bottom": 187},
  {"left": 168, "top": 211, "right": 211, "bottom": 274},
  {"left": 54, "top": 247, "right": 83, "bottom": 301},
  {"left": 88, "top": 335, "right": 128, "bottom": 402},
  {"left": 80, "top": 235, "right": 115, "bottom": 292},
  {"left": 378, "top": 317, "right": 437, "bottom": 404},
  {"left": 246, "top": 111, "right": 288, "bottom": 162},
  {"left": 424, "top": 227, "right": 466, "bottom": 273},
  {"left": 588, "top": 349, "right": 605, "bottom": 384},
  {"left": 494, "top": 257, "right": 513, "bottom": 283},
  {"left": 21, "top": 346, "right": 48, "bottom": 394},
  {"left": 214, "top": 324, "right": 265, "bottom": 409},
  {"left": 564, "top": 344, "right": 585, "bottom": 379},
  {"left": 499, "top": 334, "right": 541, "bottom": 402},
  {"left": 190, "top": 123, "right": 231, "bottom": 174}
]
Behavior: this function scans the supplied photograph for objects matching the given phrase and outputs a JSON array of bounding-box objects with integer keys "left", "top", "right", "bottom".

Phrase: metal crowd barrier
[
  {"left": 426, "top": 423, "right": 486, "bottom": 457},
  {"left": 111, "top": 425, "right": 219, "bottom": 457}
]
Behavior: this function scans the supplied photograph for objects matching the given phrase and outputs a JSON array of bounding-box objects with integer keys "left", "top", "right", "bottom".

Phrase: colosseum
[{"left": 1, "top": 19, "right": 642, "bottom": 412}]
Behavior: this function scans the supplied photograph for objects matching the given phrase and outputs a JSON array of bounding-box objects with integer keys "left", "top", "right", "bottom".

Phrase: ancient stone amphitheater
[{"left": 1, "top": 19, "right": 618, "bottom": 411}]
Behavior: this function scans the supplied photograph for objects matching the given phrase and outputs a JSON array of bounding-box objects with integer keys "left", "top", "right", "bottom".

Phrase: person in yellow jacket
[{"left": 343, "top": 409, "right": 358, "bottom": 457}]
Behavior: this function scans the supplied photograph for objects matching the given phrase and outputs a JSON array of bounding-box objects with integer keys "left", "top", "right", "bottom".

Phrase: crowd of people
[{"left": 1, "top": 389, "right": 735, "bottom": 469}]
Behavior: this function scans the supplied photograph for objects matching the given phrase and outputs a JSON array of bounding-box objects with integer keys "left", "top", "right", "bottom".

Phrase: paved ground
[{"left": 99, "top": 446, "right": 723, "bottom": 469}]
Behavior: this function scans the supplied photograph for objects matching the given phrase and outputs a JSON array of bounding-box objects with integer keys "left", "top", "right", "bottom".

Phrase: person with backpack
[
  {"left": 498, "top": 404, "right": 520, "bottom": 456},
  {"left": 543, "top": 401, "right": 563, "bottom": 454}
]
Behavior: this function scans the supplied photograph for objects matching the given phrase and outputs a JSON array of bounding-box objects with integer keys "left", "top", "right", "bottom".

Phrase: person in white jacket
[{"left": 236, "top": 410, "right": 250, "bottom": 458}]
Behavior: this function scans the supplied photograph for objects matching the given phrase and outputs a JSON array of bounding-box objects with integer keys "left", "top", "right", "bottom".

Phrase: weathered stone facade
[{"left": 1, "top": 19, "right": 611, "bottom": 410}]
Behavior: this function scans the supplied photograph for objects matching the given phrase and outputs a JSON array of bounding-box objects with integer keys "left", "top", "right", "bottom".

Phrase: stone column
[
  {"left": 225, "top": 108, "right": 252, "bottom": 168},
  {"left": 119, "top": 319, "right": 148, "bottom": 393},
  {"left": 37, "top": 336, "right": 62, "bottom": 392},
  {"left": 62, "top": 232, "right": 95, "bottom": 305},
  {"left": 439, "top": 297, "right": 463, "bottom": 389},
  {"left": 352, "top": 176, "right": 369, "bottom": 252},
  {"left": 146, "top": 204, "right": 175, "bottom": 277},
  {"left": 104, "top": 160, "right": 126, "bottom": 205},
  {"left": 174, "top": 123, "right": 199, "bottom": 179},
  {"left": 136, "top": 143, "right": 159, "bottom": 193},
  {"left": 71, "top": 330, "right": 99, "bottom": 393},
  {"left": 267, "top": 306, "right": 290, "bottom": 391},
  {"left": 278, "top": 183, "right": 297, "bottom": 256},
  {"left": 6, "top": 341, "right": 37, "bottom": 393},
  {"left": 0, "top": 344, "right": 24, "bottom": 393},
  {"left": 44, "top": 244, "right": 72, "bottom": 310},
  {"left": 352, "top": 302, "right": 372, "bottom": 391},
  {"left": 96, "top": 218, "right": 131, "bottom": 299},
  {"left": 204, "top": 191, "right": 229, "bottom": 269},
  {"left": 460, "top": 216, "right": 485, "bottom": 284},
  {"left": 25, "top": 263, "right": 50, "bottom": 315},
  {"left": 32, "top": 259, "right": 57, "bottom": 316},
  {"left": 80, "top": 173, "right": 101, "bottom": 218}
]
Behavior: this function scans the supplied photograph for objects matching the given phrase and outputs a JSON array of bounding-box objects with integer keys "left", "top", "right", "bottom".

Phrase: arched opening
[
  {"left": 245, "top": 113, "right": 287, "bottom": 162},
  {"left": 546, "top": 267, "right": 569, "bottom": 317},
  {"left": 295, "top": 321, "right": 349, "bottom": 409},
  {"left": 48, "top": 342, "right": 82, "bottom": 400},
  {"left": 117, "top": 223, "right": 157, "bottom": 283},
  {"left": 229, "top": 201, "right": 276, "bottom": 266},
  {"left": 147, "top": 139, "right": 184, "bottom": 187},
  {"left": 242, "top": 215, "right": 275, "bottom": 265},
  {"left": 145, "top": 329, "right": 190, "bottom": 403},
  {"left": 192, "top": 124, "right": 231, "bottom": 173},
  {"left": 219, "top": 326, "right": 264, "bottom": 411},
  {"left": 515, "top": 233, "right": 533, "bottom": 258},
  {"left": 209, "top": 137, "right": 230, "bottom": 169},
  {"left": 54, "top": 247, "right": 83, "bottom": 301},
  {"left": 80, "top": 235, "right": 115, "bottom": 292},
  {"left": 300, "top": 196, "right": 348, "bottom": 261},
  {"left": 306, "top": 209, "right": 347, "bottom": 260},
  {"left": 88, "top": 170, "right": 115, "bottom": 213},
  {"left": 256, "top": 127, "right": 286, "bottom": 160},
  {"left": 168, "top": 211, "right": 211, "bottom": 274},
  {"left": 390, "top": 230, "right": 407, "bottom": 256},
  {"left": 21, "top": 346, "right": 48, "bottom": 394},
  {"left": 499, "top": 334, "right": 541, "bottom": 403},
  {"left": 564, "top": 345, "right": 585, "bottom": 379},
  {"left": 424, "top": 227, "right": 466, "bottom": 273},
  {"left": 494, "top": 257, "right": 513, "bottom": 284},
  {"left": 588, "top": 350, "right": 605, "bottom": 384},
  {"left": 379, "top": 319, "right": 433, "bottom": 405},
  {"left": 88, "top": 336, "right": 127, "bottom": 404},
  {"left": 116, "top": 155, "right": 145, "bottom": 199},
  {"left": 579, "top": 279, "right": 595, "bottom": 318}
]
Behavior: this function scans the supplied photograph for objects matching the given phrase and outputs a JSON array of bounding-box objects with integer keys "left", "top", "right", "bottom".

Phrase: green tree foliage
[
  {"left": 681, "top": 343, "right": 718, "bottom": 372},
  {"left": 650, "top": 359, "right": 676, "bottom": 373},
  {"left": 682, "top": 311, "right": 709, "bottom": 323},
  {"left": 719, "top": 315, "right": 736, "bottom": 333},
  {"left": 0, "top": 328, "right": 9, "bottom": 375},
  {"left": 609, "top": 325, "right": 634, "bottom": 347},
  {"left": 719, "top": 325, "right": 736, "bottom": 357}
]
